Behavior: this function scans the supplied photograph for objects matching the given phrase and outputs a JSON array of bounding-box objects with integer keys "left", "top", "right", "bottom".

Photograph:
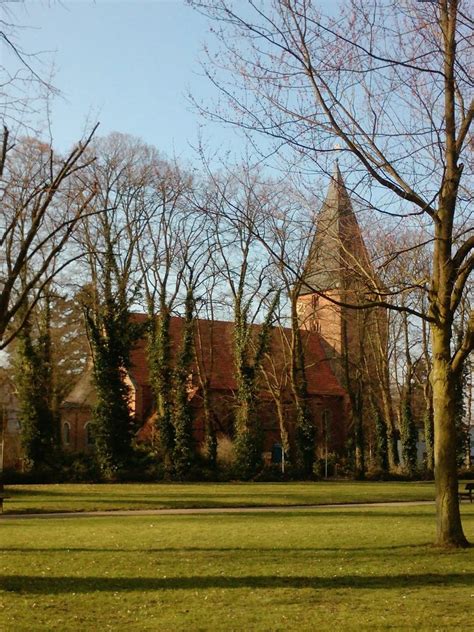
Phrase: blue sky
[{"left": 8, "top": 0, "right": 236, "bottom": 158}]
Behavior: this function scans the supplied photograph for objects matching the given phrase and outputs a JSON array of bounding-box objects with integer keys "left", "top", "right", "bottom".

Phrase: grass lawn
[
  {"left": 1, "top": 503, "right": 473, "bottom": 631},
  {"left": 4, "top": 481, "right": 437, "bottom": 515}
]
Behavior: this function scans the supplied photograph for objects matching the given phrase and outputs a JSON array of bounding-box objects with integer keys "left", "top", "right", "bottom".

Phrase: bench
[
  {"left": 459, "top": 483, "right": 474, "bottom": 503},
  {"left": 0, "top": 482, "right": 10, "bottom": 513},
  {"left": 0, "top": 495, "right": 10, "bottom": 513}
]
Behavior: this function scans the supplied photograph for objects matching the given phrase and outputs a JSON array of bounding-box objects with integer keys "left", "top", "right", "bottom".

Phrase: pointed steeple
[{"left": 300, "top": 165, "right": 369, "bottom": 295}]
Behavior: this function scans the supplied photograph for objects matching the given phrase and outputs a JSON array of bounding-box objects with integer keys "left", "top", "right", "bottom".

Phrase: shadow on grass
[
  {"left": 2, "top": 509, "right": 440, "bottom": 519},
  {"left": 1, "top": 544, "right": 431, "bottom": 554},
  {"left": 2, "top": 573, "right": 473, "bottom": 594}
]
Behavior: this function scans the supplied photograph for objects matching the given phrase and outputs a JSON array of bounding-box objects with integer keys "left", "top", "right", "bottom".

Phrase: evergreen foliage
[
  {"left": 15, "top": 316, "right": 56, "bottom": 470},
  {"left": 351, "top": 383, "right": 365, "bottom": 479},
  {"left": 88, "top": 338, "right": 134, "bottom": 477},
  {"left": 82, "top": 247, "right": 139, "bottom": 478},
  {"left": 454, "top": 357, "right": 469, "bottom": 468},
  {"left": 373, "top": 406, "right": 389, "bottom": 473},
  {"left": 399, "top": 395, "right": 418, "bottom": 476},
  {"left": 290, "top": 299, "right": 314, "bottom": 476},
  {"left": 173, "top": 289, "right": 196, "bottom": 479},
  {"left": 147, "top": 303, "right": 175, "bottom": 476},
  {"left": 423, "top": 404, "right": 434, "bottom": 473},
  {"left": 86, "top": 308, "right": 136, "bottom": 478},
  {"left": 353, "top": 413, "right": 365, "bottom": 480},
  {"left": 202, "top": 382, "right": 217, "bottom": 468},
  {"left": 233, "top": 291, "right": 279, "bottom": 479}
]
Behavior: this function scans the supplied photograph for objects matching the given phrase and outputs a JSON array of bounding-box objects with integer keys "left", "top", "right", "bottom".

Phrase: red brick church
[{"left": 61, "top": 167, "right": 377, "bottom": 466}]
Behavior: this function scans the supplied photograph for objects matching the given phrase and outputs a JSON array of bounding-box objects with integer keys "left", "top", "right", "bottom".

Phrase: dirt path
[{"left": 0, "top": 500, "right": 435, "bottom": 519}]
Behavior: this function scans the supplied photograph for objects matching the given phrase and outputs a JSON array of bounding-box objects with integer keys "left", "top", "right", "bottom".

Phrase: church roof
[
  {"left": 129, "top": 314, "right": 345, "bottom": 399},
  {"left": 300, "top": 164, "right": 370, "bottom": 294},
  {"left": 62, "top": 314, "right": 345, "bottom": 417},
  {"left": 61, "top": 369, "right": 97, "bottom": 408}
]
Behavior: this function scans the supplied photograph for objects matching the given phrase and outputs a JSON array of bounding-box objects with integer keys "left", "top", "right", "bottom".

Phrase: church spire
[{"left": 300, "top": 165, "right": 368, "bottom": 295}]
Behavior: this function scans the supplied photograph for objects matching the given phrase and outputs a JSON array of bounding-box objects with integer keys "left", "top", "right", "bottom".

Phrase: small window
[
  {"left": 63, "top": 422, "right": 71, "bottom": 445},
  {"left": 84, "top": 422, "right": 94, "bottom": 446}
]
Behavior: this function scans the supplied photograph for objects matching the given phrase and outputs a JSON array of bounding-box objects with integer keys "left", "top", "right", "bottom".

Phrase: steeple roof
[{"left": 300, "top": 164, "right": 370, "bottom": 294}]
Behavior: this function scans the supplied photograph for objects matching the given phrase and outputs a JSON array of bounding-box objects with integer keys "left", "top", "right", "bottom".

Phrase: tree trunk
[
  {"left": 380, "top": 386, "right": 399, "bottom": 470},
  {"left": 431, "top": 326, "right": 469, "bottom": 547},
  {"left": 275, "top": 397, "right": 290, "bottom": 464}
]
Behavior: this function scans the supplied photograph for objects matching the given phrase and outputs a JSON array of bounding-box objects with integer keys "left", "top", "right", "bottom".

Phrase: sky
[{"left": 5, "top": 0, "right": 239, "bottom": 159}]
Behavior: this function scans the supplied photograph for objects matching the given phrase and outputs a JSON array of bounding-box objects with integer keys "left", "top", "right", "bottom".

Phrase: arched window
[
  {"left": 63, "top": 422, "right": 71, "bottom": 446},
  {"left": 84, "top": 422, "right": 94, "bottom": 447}
]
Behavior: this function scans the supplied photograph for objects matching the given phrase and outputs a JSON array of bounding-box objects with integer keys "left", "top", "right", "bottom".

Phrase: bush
[
  {"left": 458, "top": 467, "right": 474, "bottom": 480},
  {"left": 58, "top": 453, "right": 101, "bottom": 482},
  {"left": 216, "top": 436, "right": 235, "bottom": 467}
]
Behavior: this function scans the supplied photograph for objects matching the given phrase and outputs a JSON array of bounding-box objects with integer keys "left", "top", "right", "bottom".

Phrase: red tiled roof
[{"left": 129, "top": 314, "right": 345, "bottom": 398}]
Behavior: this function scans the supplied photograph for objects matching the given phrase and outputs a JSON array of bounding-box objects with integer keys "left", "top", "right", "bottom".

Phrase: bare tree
[
  {"left": 192, "top": 0, "right": 473, "bottom": 547},
  {"left": 0, "top": 1, "right": 58, "bottom": 135},
  {"left": 203, "top": 169, "right": 280, "bottom": 478},
  {"left": 0, "top": 127, "right": 97, "bottom": 349},
  {"left": 136, "top": 157, "right": 213, "bottom": 477}
]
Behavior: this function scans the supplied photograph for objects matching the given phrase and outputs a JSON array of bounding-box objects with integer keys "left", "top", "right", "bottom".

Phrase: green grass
[
  {"left": 1, "top": 503, "right": 473, "bottom": 630},
  {"left": 4, "top": 481, "right": 437, "bottom": 514}
]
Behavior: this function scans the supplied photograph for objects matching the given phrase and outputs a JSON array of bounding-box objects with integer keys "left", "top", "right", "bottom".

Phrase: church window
[
  {"left": 84, "top": 422, "right": 94, "bottom": 446},
  {"left": 63, "top": 422, "right": 71, "bottom": 445}
]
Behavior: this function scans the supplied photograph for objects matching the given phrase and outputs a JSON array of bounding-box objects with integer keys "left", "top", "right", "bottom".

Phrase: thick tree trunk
[{"left": 432, "top": 326, "right": 469, "bottom": 547}]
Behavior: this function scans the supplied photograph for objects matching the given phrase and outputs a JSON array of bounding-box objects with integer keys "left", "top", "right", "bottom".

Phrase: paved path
[{"left": 0, "top": 500, "right": 435, "bottom": 519}]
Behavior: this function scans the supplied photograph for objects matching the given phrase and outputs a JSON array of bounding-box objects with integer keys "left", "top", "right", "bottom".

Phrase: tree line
[
  {"left": 2, "top": 132, "right": 471, "bottom": 489},
  {"left": 0, "top": 0, "right": 472, "bottom": 548}
]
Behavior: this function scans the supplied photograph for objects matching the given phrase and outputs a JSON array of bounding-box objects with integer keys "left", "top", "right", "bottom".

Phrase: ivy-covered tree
[
  {"left": 373, "top": 404, "right": 389, "bottom": 474},
  {"left": 289, "top": 291, "right": 314, "bottom": 476},
  {"left": 233, "top": 290, "right": 279, "bottom": 479},
  {"left": 137, "top": 158, "right": 212, "bottom": 478},
  {"left": 147, "top": 301, "right": 175, "bottom": 474},
  {"left": 14, "top": 302, "right": 56, "bottom": 470},
  {"left": 82, "top": 254, "right": 138, "bottom": 478},
  {"left": 399, "top": 392, "right": 418, "bottom": 477},
  {"left": 79, "top": 134, "right": 149, "bottom": 478},
  {"left": 454, "top": 355, "right": 470, "bottom": 469},
  {"left": 172, "top": 288, "right": 196, "bottom": 479}
]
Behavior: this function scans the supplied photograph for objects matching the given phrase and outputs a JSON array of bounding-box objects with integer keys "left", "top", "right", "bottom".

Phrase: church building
[{"left": 61, "top": 167, "right": 381, "bottom": 469}]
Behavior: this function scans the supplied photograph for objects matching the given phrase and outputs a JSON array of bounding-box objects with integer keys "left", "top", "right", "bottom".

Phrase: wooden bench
[{"left": 459, "top": 483, "right": 474, "bottom": 503}]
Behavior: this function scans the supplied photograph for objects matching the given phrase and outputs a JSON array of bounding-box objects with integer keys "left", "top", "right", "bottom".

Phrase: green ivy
[
  {"left": 15, "top": 318, "right": 56, "bottom": 470},
  {"left": 291, "top": 298, "right": 314, "bottom": 476},
  {"left": 173, "top": 289, "right": 196, "bottom": 480},
  {"left": 233, "top": 291, "right": 279, "bottom": 479},
  {"left": 147, "top": 304, "right": 175, "bottom": 476},
  {"left": 373, "top": 406, "right": 389, "bottom": 473},
  {"left": 86, "top": 305, "right": 136, "bottom": 479},
  {"left": 399, "top": 395, "right": 418, "bottom": 476},
  {"left": 423, "top": 405, "right": 434, "bottom": 473},
  {"left": 454, "top": 357, "right": 470, "bottom": 468}
]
